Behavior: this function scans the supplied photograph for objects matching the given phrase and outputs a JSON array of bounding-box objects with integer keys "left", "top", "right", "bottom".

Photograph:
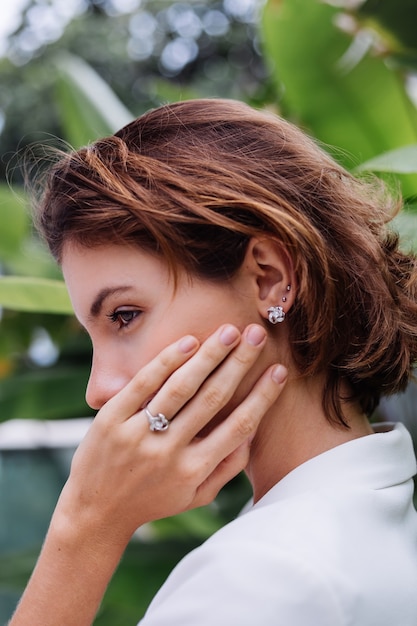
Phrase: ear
[{"left": 243, "top": 237, "right": 296, "bottom": 322}]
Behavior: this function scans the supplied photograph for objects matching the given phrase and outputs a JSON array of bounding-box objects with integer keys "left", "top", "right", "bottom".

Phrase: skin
[
  {"left": 65, "top": 238, "right": 372, "bottom": 497},
  {"left": 70, "top": 242, "right": 272, "bottom": 413},
  {"left": 9, "top": 236, "right": 373, "bottom": 626}
]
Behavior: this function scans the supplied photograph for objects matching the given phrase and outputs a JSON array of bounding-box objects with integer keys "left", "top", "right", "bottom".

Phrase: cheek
[
  {"left": 165, "top": 293, "right": 253, "bottom": 342},
  {"left": 122, "top": 289, "right": 253, "bottom": 377},
  {"left": 148, "top": 305, "right": 213, "bottom": 349},
  {"left": 122, "top": 324, "right": 190, "bottom": 373}
]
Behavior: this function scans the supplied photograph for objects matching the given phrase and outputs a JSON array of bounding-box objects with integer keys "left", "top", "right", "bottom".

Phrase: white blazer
[{"left": 140, "top": 423, "right": 417, "bottom": 625}]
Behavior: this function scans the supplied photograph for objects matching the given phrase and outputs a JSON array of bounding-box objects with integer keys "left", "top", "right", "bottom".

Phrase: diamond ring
[{"left": 145, "top": 405, "right": 169, "bottom": 432}]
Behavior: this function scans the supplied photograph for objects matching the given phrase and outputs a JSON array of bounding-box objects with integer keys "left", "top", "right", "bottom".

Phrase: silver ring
[{"left": 145, "top": 405, "right": 169, "bottom": 432}]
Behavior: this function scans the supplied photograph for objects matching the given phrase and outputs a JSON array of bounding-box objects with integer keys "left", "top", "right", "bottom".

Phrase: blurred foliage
[
  {"left": 0, "top": 453, "right": 251, "bottom": 624},
  {"left": 0, "top": 276, "right": 71, "bottom": 313},
  {"left": 0, "top": 0, "right": 269, "bottom": 182},
  {"left": 1, "top": 0, "right": 417, "bottom": 623},
  {"left": 262, "top": 0, "right": 417, "bottom": 197},
  {"left": 357, "top": 0, "right": 417, "bottom": 62}
]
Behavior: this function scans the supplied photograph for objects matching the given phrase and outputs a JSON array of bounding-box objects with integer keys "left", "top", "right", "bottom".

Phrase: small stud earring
[
  {"left": 267, "top": 306, "right": 285, "bottom": 324},
  {"left": 282, "top": 285, "right": 291, "bottom": 303}
]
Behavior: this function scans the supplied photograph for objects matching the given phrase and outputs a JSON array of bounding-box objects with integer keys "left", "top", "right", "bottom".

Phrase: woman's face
[{"left": 62, "top": 242, "right": 266, "bottom": 411}]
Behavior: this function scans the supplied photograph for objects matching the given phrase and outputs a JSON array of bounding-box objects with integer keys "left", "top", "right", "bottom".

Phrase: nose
[{"left": 85, "top": 352, "right": 130, "bottom": 410}]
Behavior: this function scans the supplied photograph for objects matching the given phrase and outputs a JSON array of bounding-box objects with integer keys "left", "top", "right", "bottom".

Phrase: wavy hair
[{"left": 34, "top": 99, "right": 417, "bottom": 425}]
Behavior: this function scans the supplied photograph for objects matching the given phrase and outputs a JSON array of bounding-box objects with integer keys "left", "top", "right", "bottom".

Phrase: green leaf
[
  {"left": 262, "top": 0, "right": 417, "bottom": 194},
  {"left": 0, "top": 185, "right": 29, "bottom": 262},
  {"left": 151, "top": 506, "right": 223, "bottom": 540},
  {"left": 392, "top": 209, "right": 417, "bottom": 251},
  {"left": 150, "top": 78, "right": 198, "bottom": 104},
  {"left": 0, "top": 277, "right": 72, "bottom": 314},
  {"left": 358, "top": 0, "right": 417, "bottom": 55},
  {"left": 54, "top": 53, "right": 134, "bottom": 148},
  {"left": 357, "top": 144, "right": 417, "bottom": 173},
  {"left": 0, "top": 365, "right": 91, "bottom": 421}
]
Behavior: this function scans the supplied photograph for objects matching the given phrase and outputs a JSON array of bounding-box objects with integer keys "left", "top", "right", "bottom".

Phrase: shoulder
[
  {"left": 141, "top": 493, "right": 353, "bottom": 626},
  {"left": 141, "top": 482, "right": 417, "bottom": 626},
  {"left": 142, "top": 523, "right": 346, "bottom": 626}
]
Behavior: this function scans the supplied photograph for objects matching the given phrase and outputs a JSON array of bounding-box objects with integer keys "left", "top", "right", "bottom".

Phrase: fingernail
[
  {"left": 220, "top": 325, "right": 240, "bottom": 346},
  {"left": 246, "top": 325, "right": 266, "bottom": 346},
  {"left": 271, "top": 364, "right": 288, "bottom": 384},
  {"left": 179, "top": 335, "right": 199, "bottom": 353}
]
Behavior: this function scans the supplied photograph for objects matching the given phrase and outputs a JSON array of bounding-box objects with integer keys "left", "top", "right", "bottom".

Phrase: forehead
[
  {"left": 62, "top": 241, "right": 169, "bottom": 276},
  {"left": 61, "top": 242, "right": 173, "bottom": 313}
]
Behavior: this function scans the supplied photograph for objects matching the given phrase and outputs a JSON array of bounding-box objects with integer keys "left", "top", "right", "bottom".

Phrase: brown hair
[{"left": 34, "top": 98, "right": 417, "bottom": 425}]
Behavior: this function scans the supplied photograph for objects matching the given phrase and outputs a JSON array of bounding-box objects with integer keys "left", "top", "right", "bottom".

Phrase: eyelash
[{"left": 107, "top": 309, "right": 142, "bottom": 330}]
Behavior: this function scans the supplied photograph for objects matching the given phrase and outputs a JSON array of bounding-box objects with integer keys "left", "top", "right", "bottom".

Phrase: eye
[{"left": 107, "top": 308, "right": 142, "bottom": 330}]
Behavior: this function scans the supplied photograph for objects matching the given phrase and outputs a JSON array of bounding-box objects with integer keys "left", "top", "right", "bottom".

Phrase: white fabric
[{"left": 140, "top": 423, "right": 417, "bottom": 625}]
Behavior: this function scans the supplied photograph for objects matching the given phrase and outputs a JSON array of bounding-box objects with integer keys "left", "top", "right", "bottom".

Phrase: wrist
[{"left": 51, "top": 480, "right": 133, "bottom": 558}]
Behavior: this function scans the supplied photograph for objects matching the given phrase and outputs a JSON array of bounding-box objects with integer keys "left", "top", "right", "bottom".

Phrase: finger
[
  {"left": 144, "top": 324, "right": 243, "bottom": 421},
  {"left": 165, "top": 324, "right": 268, "bottom": 440},
  {"left": 192, "top": 440, "right": 252, "bottom": 508},
  {"left": 190, "top": 364, "right": 287, "bottom": 477},
  {"left": 100, "top": 334, "right": 200, "bottom": 423}
]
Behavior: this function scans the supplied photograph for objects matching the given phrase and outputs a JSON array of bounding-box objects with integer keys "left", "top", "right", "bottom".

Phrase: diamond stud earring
[{"left": 267, "top": 306, "right": 285, "bottom": 324}]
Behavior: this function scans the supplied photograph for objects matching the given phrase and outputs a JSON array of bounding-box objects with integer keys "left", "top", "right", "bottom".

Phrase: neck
[{"left": 246, "top": 373, "right": 373, "bottom": 503}]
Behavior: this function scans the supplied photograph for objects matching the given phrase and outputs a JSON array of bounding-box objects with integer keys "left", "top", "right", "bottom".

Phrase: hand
[
  {"left": 10, "top": 323, "right": 287, "bottom": 626},
  {"left": 57, "top": 323, "right": 287, "bottom": 547}
]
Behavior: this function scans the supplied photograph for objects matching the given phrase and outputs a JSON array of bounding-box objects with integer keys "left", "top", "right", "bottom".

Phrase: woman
[{"left": 11, "top": 99, "right": 417, "bottom": 625}]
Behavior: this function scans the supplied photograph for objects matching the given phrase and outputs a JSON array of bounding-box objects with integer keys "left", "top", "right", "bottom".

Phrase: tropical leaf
[
  {"left": 0, "top": 365, "right": 91, "bottom": 421},
  {"left": 357, "top": 144, "right": 417, "bottom": 174},
  {"left": 54, "top": 53, "right": 134, "bottom": 148},
  {"left": 151, "top": 506, "right": 223, "bottom": 540},
  {"left": 357, "top": 0, "right": 417, "bottom": 57},
  {"left": 392, "top": 209, "right": 417, "bottom": 251},
  {"left": 0, "top": 276, "right": 72, "bottom": 314},
  {"left": 262, "top": 0, "right": 417, "bottom": 194},
  {"left": 0, "top": 185, "right": 29, "bottom": 262}
]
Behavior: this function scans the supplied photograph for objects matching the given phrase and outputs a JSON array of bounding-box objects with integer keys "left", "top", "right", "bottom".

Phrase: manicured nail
[
  {"left": 220, "top": 325, "right": 240, "bottom": 346},
  {"left": 246, "top": 325, "right": 266, "bottom": 346},
  {"left": 271, "top": 364, "right": 288, "bottom": 384},
  {"left": 179, "top": 335, "right": 199, "bottom": 353}
]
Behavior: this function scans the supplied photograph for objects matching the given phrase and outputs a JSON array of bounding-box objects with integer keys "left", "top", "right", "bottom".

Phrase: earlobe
[
  {"left": 267, "top": 303, "right": 286, "bottom": 324},
  {"left": 245, "top": 238, "right": 296, "bottom": 322}
]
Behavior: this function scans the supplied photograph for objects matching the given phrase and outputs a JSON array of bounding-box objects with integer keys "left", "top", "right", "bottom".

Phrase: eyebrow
[{"left": 89, "top": 286, "right": 134, "bottom": 318}]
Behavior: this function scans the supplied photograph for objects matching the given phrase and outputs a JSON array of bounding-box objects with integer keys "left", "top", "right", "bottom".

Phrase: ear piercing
[
  {"left": 267, "top": 285, "right": 291, "bottom": 324},
  {"left": 281, "top": 284, "right": 291, "bottom": 303},
  {"left": 268, "top": 306, "right": 285, "bottom": 324}
]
